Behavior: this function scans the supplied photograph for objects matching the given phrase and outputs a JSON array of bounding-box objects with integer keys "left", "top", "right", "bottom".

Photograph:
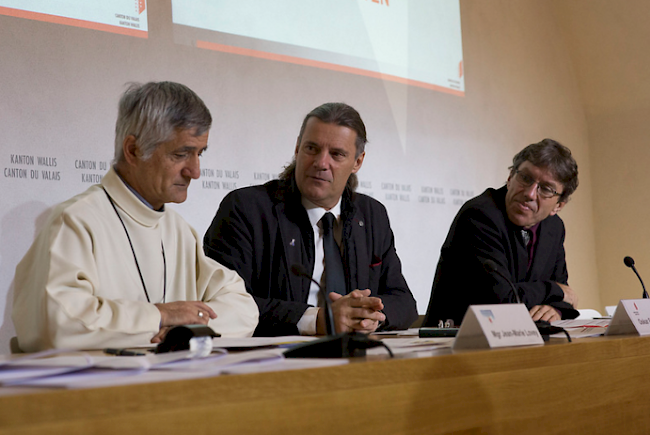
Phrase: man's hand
[
  {"left": 529, "top": 305, "right": 561, "bottom": 322},
  {"left": 558, "top": 283, "right": 578, "bottom": 307},
  {"left": 150, "top": 326, "right": 171, "bottom": 344},
  {"left": 316, "top": 289, "right": 385, "bottom": 335},
  {"left": 155, "top": 301, "right": 217, "bottom": 327}
]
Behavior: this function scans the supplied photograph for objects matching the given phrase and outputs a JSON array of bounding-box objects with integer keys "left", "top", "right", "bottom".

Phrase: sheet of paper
[
  {"left": 212, "top": 336, "right": 317, "bottom": 349},
  {"left": 4, "top": 349, "right": 285, "bottom": 389},
  {"left": 0, "top": 348, "right": 77, "bottom": 367},
  {"left": 150, "top": 350, "right": 230, "bottom": 371},
  {"left": 553, "top": 319, "right": 610, "bottom": 328},
  {"left": 8, "top": 367, "right": 148, "bottom": 388},
  {"left": 222, "top": 358, "right": 348, "bottom": 375},
  {"left": 551, "top": 319, "right": 609, "bottom": 338},
  {"left": 0, "top": 352, "right": 95, "bottom": 385},
  {"left": 367, "top": 337, "right": 454, "bottom": 355},
  {"left": 94, "top": 350, "right": 211, "bottom": 369},
  {"left": 11, "top": 368, "right": 201, "bottom": 389},
  {"left": 154, "top": 348, "right": 285, "bottom": 373},
  {"left": 371, "top": 328, "right": 420, "bottom": 337}
]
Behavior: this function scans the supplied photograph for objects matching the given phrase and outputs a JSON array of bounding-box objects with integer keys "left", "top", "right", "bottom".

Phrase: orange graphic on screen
[
  {"left": 197, "top": 40, "right": 464, "bottom": 97},
  {"left": 459, "top": 60, "right": 463, "bottom": 78},
  {"left": 138, "top": 0, "right": 146, "bottom": 14}
]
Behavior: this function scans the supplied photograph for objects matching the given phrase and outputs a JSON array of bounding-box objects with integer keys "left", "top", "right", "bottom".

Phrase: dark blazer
[
  {"left": 204, "top": 177, "right": 418, "bottom": 336},
  {"left": 423, "top": 186, "right": 578, "bottom": 326}
]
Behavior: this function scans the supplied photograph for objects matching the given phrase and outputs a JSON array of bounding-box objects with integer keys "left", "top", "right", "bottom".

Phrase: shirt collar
[
  {"left": 302, "top": 196, "right": 342, "bottom": 228},
  {"left": 527, "top": 222, "right": 541, "bottom": 236}
]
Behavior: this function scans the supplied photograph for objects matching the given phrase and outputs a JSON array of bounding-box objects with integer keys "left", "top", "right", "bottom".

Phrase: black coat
[
  {"left": 204, "top": 177, "right": 418, "bottom": 336},
  {"left": 423, "top": 186, "right": 578, "bottom": 326}
]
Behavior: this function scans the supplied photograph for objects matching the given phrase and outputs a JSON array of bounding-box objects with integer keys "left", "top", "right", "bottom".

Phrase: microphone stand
[
  {"left": 624, "top": 256, "right": 649, "bottom": 299},
  {"left": 283, "top": 264, "right": 387, "bottom": 358},
  {"left": 482, "top": 259, "right": 570, "bottom": 342}
]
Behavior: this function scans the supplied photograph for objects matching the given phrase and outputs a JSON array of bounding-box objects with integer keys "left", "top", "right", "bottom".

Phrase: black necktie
[{"left": 321, "top": 212, "right": 346, "bottom": 295}]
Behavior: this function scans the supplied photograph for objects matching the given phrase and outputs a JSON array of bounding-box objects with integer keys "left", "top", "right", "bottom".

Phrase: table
[{"left": 1, "top": 335, "right": 649, "bottom": 434}]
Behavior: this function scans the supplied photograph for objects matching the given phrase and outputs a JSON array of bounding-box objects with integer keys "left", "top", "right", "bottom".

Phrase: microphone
[
  {"left": 482, "top": 258, "right": 568, "bottom": 340},
  {"left": 290, "top": 264, "right": 335, "bottom": 335},
  {"left": 624, "top": 256, "right": 649, "bottom": 299},
  {"left": 483, "top": 259, "right": 521, "bottom": 304},
  {"left": 283, "top": 263, "right": 386, "bottom": 358}
]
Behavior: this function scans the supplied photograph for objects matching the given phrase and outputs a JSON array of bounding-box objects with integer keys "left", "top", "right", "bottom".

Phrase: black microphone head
[
  {"left": 624, "top": 256, "right": 635, "bottom": 268},
  {"left": 290, "top": 263, "right": 308, "bottom": 277},
  {"left": 482, "top": 259, "right": 498, "bottom": 273}
]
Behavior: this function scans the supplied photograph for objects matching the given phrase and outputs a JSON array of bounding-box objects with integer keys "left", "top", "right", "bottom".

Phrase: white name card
[
  {"left": 453, "top": 304, "right": 544, "bottom": 350},
  {"left": 605, "top": 299, "right": 650, "bottom": 336}
]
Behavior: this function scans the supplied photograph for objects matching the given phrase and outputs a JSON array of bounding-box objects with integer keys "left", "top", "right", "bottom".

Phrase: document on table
[
  {"left": 212, "top": 336, "right": 317, "bottom": 349},
  {"left": 0, "top": 350, "right": 201, "bottom": 386},
  {"left": 371, "top": 328, "right": 420, "bottom": 337},
  {"left": 153, "top": 348, "right": 284, "bottom": 373},
  {"left": 9, "top": 349, "right": 285, "bottom": 389},
  {"left": 222, "top": 358, "right": 348, "bottom": 375},
  {"left": 5, "top": 348, "right": 348, "bottom": 389},
  {"left": 366, "top": 337, "right": 455, "bottom": 356},
  {"left": 551, "top": 319, "right": 610, "bottom": 338},
  {"left": 0, "top": 351, "right": 94, "bottom": 385}
]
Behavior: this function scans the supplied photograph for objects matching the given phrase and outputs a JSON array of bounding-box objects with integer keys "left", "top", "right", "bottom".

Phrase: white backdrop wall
[{"left": 0, "top": 0, "right": 600, "bottom": 352}]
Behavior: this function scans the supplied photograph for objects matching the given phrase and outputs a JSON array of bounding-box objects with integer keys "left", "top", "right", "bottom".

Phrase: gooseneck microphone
[
  {"left": 482, "top": 258, "right": 570, "bottom": 341},
  {"left": 289, "top": 264, "right": 335, "bottom": 335},
  {"left": 624, "top": 256, "right": 649, "bottom": 299},
  {"left": 483, "top": 259, "right": 521, "bottom": 304},
  {"left": 283, "top": 264, "right": 390, "bottom": 358}
]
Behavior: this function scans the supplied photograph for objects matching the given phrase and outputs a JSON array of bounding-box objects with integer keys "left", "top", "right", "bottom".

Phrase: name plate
[
  {"left": 453, "top": 304, "right": 544, "bottom": 350},
  {"left": 605, "top": 299, "right": 650, "bottom": 336}
]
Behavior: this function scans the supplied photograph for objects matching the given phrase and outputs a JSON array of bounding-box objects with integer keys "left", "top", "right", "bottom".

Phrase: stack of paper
[
  {"left": 551, "top": 319, "right": 610, "bottom": 339},
  {"left": 0, "top": 338, "right": 349, "bottom": 390}
]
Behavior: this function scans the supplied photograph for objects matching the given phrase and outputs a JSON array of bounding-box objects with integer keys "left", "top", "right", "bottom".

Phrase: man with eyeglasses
[{"left": 423, "top": 139, "right": 579, "bottom": 327}]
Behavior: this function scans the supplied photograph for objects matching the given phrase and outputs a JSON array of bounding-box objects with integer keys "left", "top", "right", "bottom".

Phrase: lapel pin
[
  {"left": 359, "top": 221, "right": 364, "bottom": 227},
  {"left": 290, "top": 238, "right": 295, "bottom": 246}
]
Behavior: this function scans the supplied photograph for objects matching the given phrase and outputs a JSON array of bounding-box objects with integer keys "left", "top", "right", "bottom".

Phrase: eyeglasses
[{"left": 513, "top": 170, "right": 561, "bottom": 199}]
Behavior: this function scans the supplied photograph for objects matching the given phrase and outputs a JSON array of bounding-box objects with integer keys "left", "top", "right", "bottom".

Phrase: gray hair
[{"left": 113, "top": 81, "right": 212, "bottom": 163}]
